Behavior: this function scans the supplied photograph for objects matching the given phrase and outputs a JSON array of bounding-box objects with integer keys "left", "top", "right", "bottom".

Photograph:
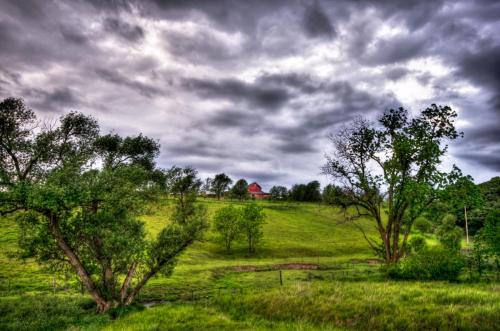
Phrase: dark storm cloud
[
  {"left": 456, "top": 151, "right": 500, "bottom": 172},
  {"left": 231, "top": 169, "right": 285, "bottom": 183},
  {"left": 83, "top": 0, "right": 137, "bottom": 12},
  {"left": 60, "top": 25, "right": 89, "bottom": 45},
  {"left": 148, "top": 0, "right": 289, "bottom": 33},
  {"left": 207, "top": 109, "right": 260, "bottom": 131},
  {"left": 168, "top": 140, "right": 229, "bottom": 159},
  {"left": 24, "top": 87, "right": 80, "bottom": 112},
  {"left": 0, "top": 0, "right": 47, "bottom": 21},
  {"left": 458, "top": 45, "right": 500, "bottom": 111},
  {"left": 456, "top": 123, "right": 500, "bottom": 171},
  {"left": 103, "top": 17, "right": 144, "bottom": 42},
  {"left": 183, "top": 78, "right": 290, "bottom": 110},
  {"left": 164, "top": 29, "right": 240, "bottom": 63},
  {"left": 1, "top": 0, "right": 499, "bottom": 184},
  {"left": 364, "top": 34, "right": 430, "bottom": 65},
  {"left": 95, "top": 68, "right": 162, "bottom": 98},
  {"left": 265, "top": 80, "right": 397, "bottom": 155},
  {"left": 366, "top": 0, "right": 446, "bottom": 30},
  {"left": 256, "top": 73, "right": 321, "bottom": 94},
  {"left": 385, "top": 67, "right": 410, "bottom": 81},
  {"left": 303, "top": 1, "right": 335, "bottom": 38}
]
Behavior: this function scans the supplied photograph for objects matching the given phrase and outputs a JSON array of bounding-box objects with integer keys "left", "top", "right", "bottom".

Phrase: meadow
[{"left": 1, "top": 199, "right": 499, "bottom": 330}]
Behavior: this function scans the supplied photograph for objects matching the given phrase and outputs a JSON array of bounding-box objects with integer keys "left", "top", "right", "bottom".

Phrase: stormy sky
[{"left": 1, "top": 0, "right": 499, "bottom": 189}]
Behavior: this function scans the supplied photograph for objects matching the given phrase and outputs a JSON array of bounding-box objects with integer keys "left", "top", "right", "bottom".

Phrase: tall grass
[{"left": 0, "top": 199, "right": 499, "bottom": 330}]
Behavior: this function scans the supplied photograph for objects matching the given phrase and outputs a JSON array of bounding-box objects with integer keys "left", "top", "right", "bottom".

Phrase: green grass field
[{"left": 1, "top": 199, "right": 499, "bottom": 330}]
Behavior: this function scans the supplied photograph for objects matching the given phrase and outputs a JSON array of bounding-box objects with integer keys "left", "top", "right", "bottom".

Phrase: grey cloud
[
  {"left": 168, "top": 140, "right": 229, "bottom": 159},
  {"left": 369, "top": 0, "right": 446, "bottom": 30},
  {"left": 103, "top": 17, "right": 144, "bottom": 42},
  {"left": 206, "top": 109, "right": 261, "bottom": 133},
  {"left": 165, "top": 29, "right": 240, "bottom": 64},
  {"left": 83, "top": 0, "right": 137, "bottom": 13},
  {"left": 385, "top": 67, "right": 410, "bottom": 81},
  {"left": 456, "top": 151, "right": 500, "bottom": 171},
  {"left": 256, "top": 72, "right": 321, "bottom": 94},
  {"left": 184, "top": 78, "right": 290, "bottom": 110},
  {"left": 303, "top": 1, "right": 335, "bottom": 38},
  {"left": 275, "top": 139, "right": 317, "bottom": 154},
  {"left": 95, "top": 68, "right": 162, "bottom": 97},
  {"left": 458, "top": 45, "right": 500, "bottom": 111},
  {"left": 230, "top": 169, "right": 286, "bottom": 184},
  {"left": 0, "top": 0, "right": 47, "bottom": 21},
  {"left": 25, "top": 87, "right": 79, "bottom": 112},
  {"left": 454, "top": 122, "right": 500, "bottom": 171},
  {"left": 60, "top": 25, "right": 88, "bottom": 44},
  {"left": 1, "top": 0, "right": 499, "bottom": 185},
  {"left": 364, "top": 34, "right": 430, "bottom": 65}
]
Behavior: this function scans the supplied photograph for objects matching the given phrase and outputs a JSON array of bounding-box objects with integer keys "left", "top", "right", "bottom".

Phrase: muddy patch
[
  {"left": 349, "top": 258, "right": 382, "bottom": 265},
  {"left": 231, "top": 263, "right": 320, "bottom": 273}
]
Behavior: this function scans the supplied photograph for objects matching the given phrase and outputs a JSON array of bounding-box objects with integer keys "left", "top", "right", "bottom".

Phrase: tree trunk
[
  {"left": 120, "top": 261, "right": 137, "bottom": 303},
  {"left": 391, "top": 220, "right": 400, "bottom": 263},
  {"left": 124, "top": 270, "right": 156, "bottom": 305},
  {"left": 47, "top": 213, "right": 110, "bottom": 313}
]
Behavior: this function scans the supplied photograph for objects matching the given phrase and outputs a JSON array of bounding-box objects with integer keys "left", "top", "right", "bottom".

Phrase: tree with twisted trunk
[
  {"left": 1, "top": 98, "right": 206, "bottom": 313},
  {"left": 322, "top": 105, "right": 462, "bottom": 263}
]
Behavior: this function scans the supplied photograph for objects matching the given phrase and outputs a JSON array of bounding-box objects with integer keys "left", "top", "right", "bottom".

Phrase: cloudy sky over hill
[{"left": 0, "top": 0, "right": 499, "bottom": 188}]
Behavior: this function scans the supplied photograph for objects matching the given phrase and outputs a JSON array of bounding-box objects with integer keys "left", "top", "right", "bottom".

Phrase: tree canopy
[
  {"left": 1, "top": 98, "right": 206, "bottom": 312},
  {"left": 323, "top": 105, "right": 463, "bottom": 263},
  {"left": 231, "top": 179, "right": 249, "bottom": 201},
  {"left": 210, "top": 173, "right": 233, "bottom": 200}
]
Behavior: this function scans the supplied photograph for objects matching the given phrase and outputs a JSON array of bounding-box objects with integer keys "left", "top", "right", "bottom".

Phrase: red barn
[{"left": 248, "top": 182, "right": 270, "bottom": 199}]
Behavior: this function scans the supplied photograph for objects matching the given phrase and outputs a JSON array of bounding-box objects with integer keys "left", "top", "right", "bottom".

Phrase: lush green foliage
[
  {"left": 435, "top": 214, "right": 463, "bottom": 251},
  {"left": 387, "top": 249, "right": 465, "bottom": 281},
  {"left": 230, "top": 179, "right": 249, "bottom": 201},
  {"left": 323, "top": 105, "right": 462, "bottom": 263},
  {"left": 240, "top": 203, "right": 266, "bottom": 254},
  {"left": 269, "top": 186, "right": 288, "bottom": 201},
  {"left": 1, "top": 199, "right": 500, "bottom": 330},
  {"left": 408, "top": 234, "right": 427, "bottom": 254},
  {"left": 210, "top": 173, "right": 232, "bottom": 200},
  {"left": 213, "top": 205, "right": 242, "bottom": 253},
  {"left": 0, "top": 98, "right": 206, "bottom": 312},
  {"left": 289, "top": 181, "right": 321, "bottom": 202}
]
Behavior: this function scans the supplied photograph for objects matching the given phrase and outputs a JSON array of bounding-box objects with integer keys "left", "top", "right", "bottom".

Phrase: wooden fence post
[{"left": 279, "top": 270, "right": 283, "bottom": 286}]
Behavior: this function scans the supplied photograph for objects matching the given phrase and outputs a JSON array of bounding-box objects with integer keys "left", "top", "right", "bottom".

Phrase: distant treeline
[{"left": 200, "top": 174, "right": 346, "bottom": 203}]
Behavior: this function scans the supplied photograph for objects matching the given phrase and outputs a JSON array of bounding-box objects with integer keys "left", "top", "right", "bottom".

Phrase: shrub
[
  {"left": 240, "top": 203, "right": 266, "bottom": 254},
  {"left": 386, "top": 249, "right": 465, "bottom": 281},
  {"left": 436, "top": 214, "right": 463, "bottom": 251},
  {"left": 408, "top": 235, "right": 426, "bottom": 254},
  {"left": 414, "top": 217, "right": 432, "bottom": 233},
  {"left": 213, "top": 205, "right": 242, "bottom": 253}
]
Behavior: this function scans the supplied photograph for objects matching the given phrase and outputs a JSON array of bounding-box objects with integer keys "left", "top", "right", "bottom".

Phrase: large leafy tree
[
  {"left": 269, "top": 186, "right": 288, "bottom": 201},
  {"left": 231, "top": 179, "right": 249, "bottom": 201},
  {"left": 211, "top": 173, "right": 232, "bottom": 200},
  {"left": 323, "top": 105, "right": 462, "bottom": 263},
  {"left": 289, "top": 181, "right": 321, "bottom": 202},
  {"left": 1, "top": 98, "right": 206, "bottom": 312},
  {"left": 442, "top": 176, "right": 483, "bottom": 243}
]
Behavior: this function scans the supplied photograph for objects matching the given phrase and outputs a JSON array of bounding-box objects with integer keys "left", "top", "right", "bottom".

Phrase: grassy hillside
[{"left": 1, "top": 199, "right": 499, "bottom": 330}]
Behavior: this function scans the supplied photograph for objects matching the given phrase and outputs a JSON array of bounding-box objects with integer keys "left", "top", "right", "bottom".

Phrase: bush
[
  {"left": 435, "top": 214, "right": 463, "bottom": 251},
  {"left": 213, "top": 206, "right": 242, "bottom": 253},
  {"left": 386, "top": 249, "right": 465, "bottom": 281},
  {"left": 408, "top": 235, "right": 426, "bottom": 253},
  {"left": 414, "top": 217, "right": 432, "bottom": 233}
]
